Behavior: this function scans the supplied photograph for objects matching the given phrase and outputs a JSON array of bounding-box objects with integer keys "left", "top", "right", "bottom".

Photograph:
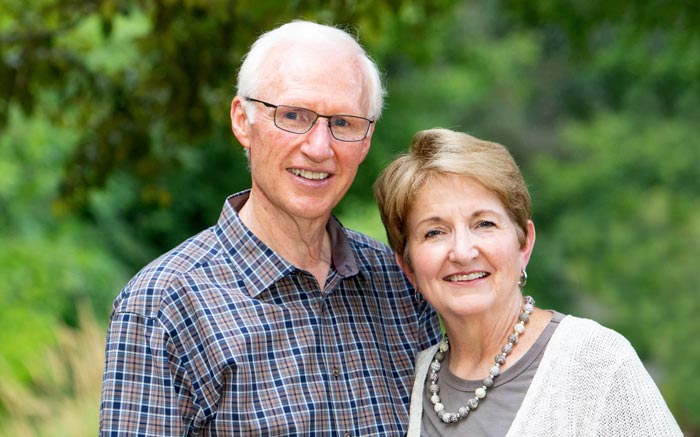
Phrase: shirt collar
[{"left": 215, "top": 190, "right": 359, "bottom": 297}]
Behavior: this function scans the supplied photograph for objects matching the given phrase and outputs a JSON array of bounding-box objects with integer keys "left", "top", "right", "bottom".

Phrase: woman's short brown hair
[{"left": 373, "top": 128, "right": 532, "bottom": 265}]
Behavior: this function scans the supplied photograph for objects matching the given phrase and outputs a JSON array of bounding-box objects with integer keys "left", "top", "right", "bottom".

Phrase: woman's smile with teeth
[
  {"left": 446, "top": 272, "right": 488, "bottom": 282},
  {"left": 290, "top": 168, "right": 330, "bottom": 180}
]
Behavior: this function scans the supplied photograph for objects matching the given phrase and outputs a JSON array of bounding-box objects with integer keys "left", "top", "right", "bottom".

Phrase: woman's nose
[{"left": 448, "top": 231, "right": 479, "bottom": 263}]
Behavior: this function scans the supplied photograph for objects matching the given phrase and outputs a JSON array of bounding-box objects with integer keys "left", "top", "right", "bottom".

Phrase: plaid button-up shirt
[{"left": 100, "top": 190, "right": 441, "bottom": 436}]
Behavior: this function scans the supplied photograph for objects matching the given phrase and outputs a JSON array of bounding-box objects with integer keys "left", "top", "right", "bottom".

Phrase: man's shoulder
[
  {"left": 344, "top": 229, "right": 403, "bottom": 271},
  {"left": 343, "top": 228, "right": 393, "bottom": 257},
  {"left": 112, "top": 226, "right": 224, "bottom": 317}
]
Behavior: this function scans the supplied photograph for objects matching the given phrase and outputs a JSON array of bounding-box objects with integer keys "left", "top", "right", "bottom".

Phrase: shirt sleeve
[{"left": 100, "top": 311, "right": 198, "bottom": 436}]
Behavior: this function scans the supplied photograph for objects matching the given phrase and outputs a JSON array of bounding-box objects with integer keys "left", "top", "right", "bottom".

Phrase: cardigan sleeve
[
  {"left": 407, "top": 344, "right": 439, "bottom": 437},
  {"left": 508, "top": 315, "right": 682, "bottom": 436},
  {"left": 596, "top": 347, "right": 682, "bottom": 436}
]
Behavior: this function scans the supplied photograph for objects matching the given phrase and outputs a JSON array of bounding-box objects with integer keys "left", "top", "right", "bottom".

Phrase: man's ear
[
  {"left": 231, "top": 97, "right": 252, "bottom": 150},
  {"left": 395, "top": 252, "right": 416, "bottom": 287}
]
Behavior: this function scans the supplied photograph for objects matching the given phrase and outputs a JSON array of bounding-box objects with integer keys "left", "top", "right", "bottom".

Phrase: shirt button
[
  {"left": 332, "top": 366, "right": 340, "bottom": 377},
  {"left": 344, "top": 433, "right": 351, "bottom": 437}
]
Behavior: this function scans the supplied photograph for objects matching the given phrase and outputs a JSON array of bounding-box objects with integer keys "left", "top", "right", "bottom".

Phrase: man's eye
[
  {"left": 280, "top": 108, "right": 314, "bottom": 123},
  {"left": 332, "top": 117, "right": 350, "bottom": 128},
  {"left": 283, "top": 111, "right": 299, "bottom": 120},
  {"left": 477, "top": 221, "right": 496, "bottom": 228}
]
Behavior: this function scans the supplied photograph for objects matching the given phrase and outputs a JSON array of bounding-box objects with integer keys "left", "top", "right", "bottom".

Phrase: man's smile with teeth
[
  {"left": 289, "top": 168, "right": 330, "bottom": 180},
  {"left": 446, "top": 272, "right": 488, "bottom": 282}
]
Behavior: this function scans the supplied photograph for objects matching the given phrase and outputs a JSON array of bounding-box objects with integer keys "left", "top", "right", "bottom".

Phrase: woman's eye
[
  {"left": 477, "top": 220, "right": 496, "bottom": 228},
  {"left": 424, "top": 229, "right": 442, "bottom": 239}
]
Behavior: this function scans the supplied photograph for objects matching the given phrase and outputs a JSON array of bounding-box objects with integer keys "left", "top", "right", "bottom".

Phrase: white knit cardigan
[{"left": 407, "top": 315, "right": 682, "bottom": 436}]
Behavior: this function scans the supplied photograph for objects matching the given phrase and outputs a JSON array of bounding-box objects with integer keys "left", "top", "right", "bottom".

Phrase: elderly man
[{"left": 100, "top": 20, "right": 441, "bottom": 435}]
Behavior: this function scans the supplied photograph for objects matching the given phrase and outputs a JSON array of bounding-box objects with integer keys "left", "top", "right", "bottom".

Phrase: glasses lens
[
  {"left": 274, "top": 106, "right": 316, "bottom": 134},
  {"left": 329, "top": 116, "right": 371, "bottom": 141},
  {"left": 271, "top": 103, "right": 371, "bottom": 141}
]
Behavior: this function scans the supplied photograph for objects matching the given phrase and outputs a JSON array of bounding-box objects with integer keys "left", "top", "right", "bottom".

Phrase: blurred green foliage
[{"left": 1, "top": 0, "right": 699, "bottom": 434}]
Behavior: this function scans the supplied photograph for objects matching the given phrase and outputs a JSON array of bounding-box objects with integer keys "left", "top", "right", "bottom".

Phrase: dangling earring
[{"left": 518, "top": 269, "right": 528, "bottom": 289}]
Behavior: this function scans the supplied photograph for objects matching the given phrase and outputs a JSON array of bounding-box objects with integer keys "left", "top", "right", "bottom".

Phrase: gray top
[{"left": 422, "top": 311, "right": 565, "bottom": 436}]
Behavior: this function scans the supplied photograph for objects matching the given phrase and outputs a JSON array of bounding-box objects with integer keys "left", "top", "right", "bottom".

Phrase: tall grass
[{"left": 0, "top": 304, "right": 104, "bottom": 436}]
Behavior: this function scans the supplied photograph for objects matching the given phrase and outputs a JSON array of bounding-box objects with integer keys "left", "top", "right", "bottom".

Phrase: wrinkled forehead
[
  {"left": 259, "top": 45, "right": 369, "bottom": 118},
  {"left": 261, "top": 41, "right": 366, "bottom": 91}
]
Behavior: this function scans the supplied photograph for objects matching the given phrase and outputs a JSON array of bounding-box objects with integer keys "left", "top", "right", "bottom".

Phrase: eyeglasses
[{"left": 245, "top": 97, "right": 374, "bottom": 142}]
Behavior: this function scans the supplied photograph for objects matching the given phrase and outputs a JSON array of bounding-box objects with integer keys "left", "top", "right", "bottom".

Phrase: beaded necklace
[{"left": 428, "top": 295, "right": 535, "bottom": 424}]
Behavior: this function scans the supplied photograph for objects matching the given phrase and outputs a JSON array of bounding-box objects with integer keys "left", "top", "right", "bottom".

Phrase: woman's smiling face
[{"left": 399, "top": 173, "right": 535, "bottom": 321}]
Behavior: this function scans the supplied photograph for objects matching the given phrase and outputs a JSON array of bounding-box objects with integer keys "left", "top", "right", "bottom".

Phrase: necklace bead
[{"left": 428, "top": 296, "right": 535, "bottom": 425}]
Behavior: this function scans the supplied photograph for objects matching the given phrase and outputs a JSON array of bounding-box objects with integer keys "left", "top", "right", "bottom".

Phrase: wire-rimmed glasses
[{"left": 245, "top": 97, "right": 373, "bottom": 142}]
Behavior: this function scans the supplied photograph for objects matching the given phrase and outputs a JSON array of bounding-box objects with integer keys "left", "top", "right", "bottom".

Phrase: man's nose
[{"left": 301, "top": 117, "right": 334, "bottom": 161}]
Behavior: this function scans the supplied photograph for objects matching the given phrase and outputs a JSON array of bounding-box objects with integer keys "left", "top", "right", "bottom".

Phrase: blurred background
[{"left": 1, "top": 0, "right": 698, "bottom": 435}]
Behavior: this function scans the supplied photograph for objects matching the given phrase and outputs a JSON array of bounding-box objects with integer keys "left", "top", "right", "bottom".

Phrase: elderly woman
[{"left": 374, "top": 128, "right": 681, "bottom": 436}]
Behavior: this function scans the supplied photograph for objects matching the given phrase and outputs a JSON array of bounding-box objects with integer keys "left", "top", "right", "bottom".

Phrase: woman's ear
[
  {"left": 520, "top": 220, "right": 536, "bottom": 269},
  {"left": 395, "top": 252, "right": 416, "bottom": 287}
]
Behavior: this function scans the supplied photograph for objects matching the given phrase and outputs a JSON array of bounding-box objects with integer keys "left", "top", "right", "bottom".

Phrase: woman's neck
[{"left": 443, "top": 305, "right": 552, "bottom": 380}]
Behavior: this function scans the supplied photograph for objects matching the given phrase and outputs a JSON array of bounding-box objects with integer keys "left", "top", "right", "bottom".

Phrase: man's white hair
[{"left": 236, "top": 20, "right": 385, "bottom": 123}]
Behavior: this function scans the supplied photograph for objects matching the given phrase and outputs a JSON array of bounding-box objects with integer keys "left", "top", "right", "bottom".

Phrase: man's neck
[{"left": 238, "top": 192, "right": 332, "bottom": 289}]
